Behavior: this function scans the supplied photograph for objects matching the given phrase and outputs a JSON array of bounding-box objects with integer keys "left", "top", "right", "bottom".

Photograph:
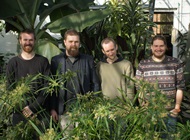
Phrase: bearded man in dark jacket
[{"left": 50, "top": 29, "right": 100, "bottom": 132}]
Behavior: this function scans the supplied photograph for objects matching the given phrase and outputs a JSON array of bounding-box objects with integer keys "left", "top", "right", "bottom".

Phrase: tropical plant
[
  {"left": 0, "top": 69, "right": 79, "bottom": 139},
  {"left": 0, "top": 20, "right": 5, "bottom": 36},
  {"left": 47, "top": 6, "right": 110, "bottom": 33},
  {"left": 175, "top": 29, "right": 190, "bottom": 125},
  {"left": 103, "top": 0, "right": 155, "bottom": 68},
  {"left": 76, "top": 21, "right": 108, "bottom": 61},
  {"left": 175, "top": 30, "right": 188, "bottom": 60},
  {"left": 53, "top": 76, "right": 182, "bottom": 140},
  {"left": 0, "top": 0, "right": 64, "bottom": 61},
  {"left": 0, "top": 74, "right": 45, "bottom": 139},
  {"left": 178, "top": 121, "right": 190, "bottom": 140},
  {"left": 176, "top": 25, "right": 190, "bottom": 85},
  {"left": 1, "top": 72, "right": 190, "bottom": 139}
]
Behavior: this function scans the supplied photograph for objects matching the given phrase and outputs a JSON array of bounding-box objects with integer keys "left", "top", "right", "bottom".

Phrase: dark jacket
[{"left": 50, "top": 52, "right": 100, "bottom": 115}]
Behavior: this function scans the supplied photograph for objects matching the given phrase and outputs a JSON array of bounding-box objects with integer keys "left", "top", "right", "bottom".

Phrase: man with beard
[
  {"left": 50, "top": 29, "right": 100, "bottom": 133},
  {"left": 96, "top": 37, "right": 134, "bottom": 100},
  {"left": 136, "top": 35, "right": 185, "bottom": 138},
  {"left": 6, "top": 29, "right": 50, "bottom": 126}
]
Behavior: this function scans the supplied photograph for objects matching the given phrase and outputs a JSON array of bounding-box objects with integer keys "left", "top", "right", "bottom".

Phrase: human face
[
  {"left": 151, "top": 39, "right": 167, "bottom": 59},
  {"left": 19, "top": 33, "right": 35, "bottom": 53},
  {"left": 64, "top": 35, "right": 80, "bottom": 57},
  {"left": 102, "top": 41, "right": 117, "bottom": 60}
]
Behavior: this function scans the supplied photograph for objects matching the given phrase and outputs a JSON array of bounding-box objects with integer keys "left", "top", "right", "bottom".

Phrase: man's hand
[
  {"left": 22, "top": 106, "right": 33, "bottom": 118},
  {"left": 169, "top": 108, "right": 180, "bottom": 117},
  {"left": 51, "top": 109, "right": 58, "bottom": 122}
]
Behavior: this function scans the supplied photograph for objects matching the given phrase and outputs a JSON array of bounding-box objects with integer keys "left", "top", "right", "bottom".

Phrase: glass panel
[
  {"left": 153, "top": 13, "right": 173, "bottom": 22},
  {"left": 153, "top": 13, "right": 173, "bottom": 34}
]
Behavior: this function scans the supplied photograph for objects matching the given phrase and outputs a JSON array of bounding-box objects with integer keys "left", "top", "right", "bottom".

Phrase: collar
[{"left": 101, "top": 54, "right": 123, "bottom": 63}]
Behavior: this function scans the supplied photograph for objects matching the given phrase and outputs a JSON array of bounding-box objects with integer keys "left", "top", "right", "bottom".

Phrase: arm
[
  {"left": 170, "top": 60, "right": 185, "bottom": 115},
  {"left": 135, "top": 62, "right": 145, "bottom": 106},
  {"left": 6, "top": 59, "right": 16, "bottom": 90},
  {"left": 174, "top": 89, "right": 183, "bottom": 111},
  {"left": 90, "top": 57, "right": 100, "bottom": 92},
  {"left": 170, "top": 89, "right": 183, "bottom": 116},
  {"left": 49, "top": 57, "right": 59, "bottom": 121},
  {"left": 96, "top": 62, "right": 101, "bottom": 83}
]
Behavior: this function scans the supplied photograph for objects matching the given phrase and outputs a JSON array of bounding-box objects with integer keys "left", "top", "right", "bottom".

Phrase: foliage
[
  {"left": 103, "top": 0, "right": 155, "bottom": 68},
  {"left": 77, "top": 21, "right": 108, "bottom": 61},
  {"left": 30, "top": 117, "right": 62, "bottom": 140},
  {"left": 0, "top": 70, "right": 78, "bottom": 139},
  {"left": 47, "top": 9, "right": 111, "bottom": 33},
  {"left": 178, "top": 121, "right": 190, "bottom": 140},
  {"left": 175, "top": 29, "right": 190, "bottom": 124},
  {"left": 1, "top": 73, "right": 190, "bottom": 139},
  {"left": 0, "top": 0, "right": 64, "bottom": 61},
  {"left": 0, "top": 20, "right": 5, "bottom": 36},
  {"left": 175, "top": 30, "right": 188, "bottom": 60},
  {"left": 175, "top": 27, "right": 190, "bottom": 85}
]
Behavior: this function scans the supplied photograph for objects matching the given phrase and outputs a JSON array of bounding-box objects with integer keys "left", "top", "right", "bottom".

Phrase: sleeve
[
  {"left": 49, "top": 57, "right": 59, "bottom": 111},
  {"left": 6, "top": 59, "right": 16, "bottom": 91},
  {"left": 135, "top": 62, "right": 144, "bottom": 80},
  {"left": 96, "top": 62, "right": 101, "bottom": 83},
  {"left": 135, "top": 61, "right": 144, "bottom": 91},
  {"left": 126, "top": 62, "right": 135, "bottom": 100},
  {"left": 89, "top": 57, "right": 100, "bottom": 92},
  {"left": 51, "top": 57, "right": 58, "bottom": 75},
  {"left": 176, "top": 60, "right": 185, "bottom": 90}
]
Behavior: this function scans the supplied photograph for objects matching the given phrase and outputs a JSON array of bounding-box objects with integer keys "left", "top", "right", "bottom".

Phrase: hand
[
  {"left": 169, "top": 108, "right": 180, "bottom": 117},
  {"left": 51, "top": 109, "right": 58, "bottom": 122},
  {"left": 22, "top": 106, "right": 33, "bottom": 118}
]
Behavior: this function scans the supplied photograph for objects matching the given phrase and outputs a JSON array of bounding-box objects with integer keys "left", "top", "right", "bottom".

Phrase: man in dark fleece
[{"left": 6, "top": 28, "right": 50, "bottom": 126}]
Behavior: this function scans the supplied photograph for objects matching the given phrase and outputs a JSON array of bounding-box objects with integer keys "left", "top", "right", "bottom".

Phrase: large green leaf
[
  {"left": 36, "top": 2, "right": 69, "bottom": 36},
  {"left": 49, "top": 0, "right": 94, "bottom": 22},
  {"left": 0, "top": 0, "right": 21, "bottom": 18},
  {"left": 0, "top": 0, "right": 42, "bottom": 19},
  {"left": 47, "top": 9, "right": 111, "bottom": 33},
  {"left": 30, "top": 0, "right": 42, "bottom": 25},
  {"left": 40, "top": 2, "right": 69, "bottom": 20},
  {"left": 35, "top": 39, "right": 62, "bottom": 63},
  {"left": 55, "top": 0, "right": 94, "bottom": 10}
]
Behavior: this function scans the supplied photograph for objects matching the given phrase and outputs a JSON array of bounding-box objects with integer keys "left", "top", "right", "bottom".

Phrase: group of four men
[{"left": 6, "top": 28, "right": 185, "bottom": 135}]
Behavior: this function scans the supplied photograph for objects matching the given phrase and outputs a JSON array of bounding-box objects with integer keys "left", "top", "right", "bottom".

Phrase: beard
[
  {"left": 66, "top": 47, "right": 79, "bottom": 57},
  {"left": 22, "top": 44, "right": 34, "bottom": 53}
]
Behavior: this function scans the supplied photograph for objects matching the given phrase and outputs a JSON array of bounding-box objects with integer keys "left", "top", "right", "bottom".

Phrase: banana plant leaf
[
  {"left": 47, "top": 9, "right": 111, "bottom": 33},
  {"left": 35, "top": 39, "right": 62, "bottom": 63},
  {"left": 0, "top": 0, "right": 21, "bottom": 18},
  {"left": 55, "top": 0, "right": 94, "bottom": 9}
]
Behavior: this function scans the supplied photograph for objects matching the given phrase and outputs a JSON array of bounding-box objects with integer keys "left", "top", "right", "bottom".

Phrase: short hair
[
  {"left": 101, "top": 37, "right": 117, "bottom": 49},
  {"left": 19, "top": 28, "right": 36, "bottom": 40},
  {"left": 151, "top": 35, "right": 167, "bottom": 46},
  {"left": 64, "top": 29, "right": 80, "bottom": 40}
]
